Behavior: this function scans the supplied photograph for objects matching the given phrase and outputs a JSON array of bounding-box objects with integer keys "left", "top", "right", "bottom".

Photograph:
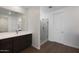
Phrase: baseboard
[
  {"left": 32, "top": 44, "right": 40, "bottom": 50},
  {"left": 40, "top": 40, "right": 48, "bottom": 46},
  {"left": 49, "top": 40, "right": 79, "bottom": 49}
]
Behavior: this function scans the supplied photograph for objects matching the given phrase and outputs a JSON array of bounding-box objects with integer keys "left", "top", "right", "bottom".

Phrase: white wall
[
  {"left": 49, "top": 7, "right": 79, "bottom": 48},
  {"left": 48, "top": 13, "right": 54, "bottom": 42},
  {"left": 28, "top": 7, "right": 40, "bottom": 49},
  {"left": 40, "top": 7, "right": 49, "bottom": 19}
]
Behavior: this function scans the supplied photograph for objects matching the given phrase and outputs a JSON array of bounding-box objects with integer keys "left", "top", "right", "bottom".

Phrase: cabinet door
[
  {"left": 13, "top": 34, "right": 32, "bottom": 52},
  {"left": 0, "top": 38, "right": 13, "bottom": 53},
  {"left": 13, "top": 36, "right": 26, "bottom": 52},
  {"left": 25, "top": 34, "right": 32, "bottom": 47}
]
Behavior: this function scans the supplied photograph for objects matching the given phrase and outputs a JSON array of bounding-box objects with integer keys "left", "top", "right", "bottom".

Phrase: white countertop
[{"left": 0, "top": 31, "right": 32, "bottom": 40}]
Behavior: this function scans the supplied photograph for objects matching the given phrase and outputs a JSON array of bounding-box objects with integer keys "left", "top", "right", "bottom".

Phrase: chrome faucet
[
  {"left": 16, "top": 29, "right": 22, "bottom": 34},
  {"left": 16, "top": 29, "right": 18, "bottom": 34}
]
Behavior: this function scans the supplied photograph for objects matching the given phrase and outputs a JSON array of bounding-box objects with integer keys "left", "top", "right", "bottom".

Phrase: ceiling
[
  {"left": 22, "top": 6, "right": 68, "bottom": 13},
  {"left": 0, "top": 6, "right": 68, "bottom": 16},
  {"left": 22, "top": 6, "right": 67, "bottom": 10},
  {"left": 50, "top": 6, "right": 67, "bottom": 11}
]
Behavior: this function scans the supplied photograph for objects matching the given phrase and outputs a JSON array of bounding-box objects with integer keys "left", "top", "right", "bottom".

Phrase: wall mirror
[{"left": 0, "top": 7, "right": 26, "bottom": 33}]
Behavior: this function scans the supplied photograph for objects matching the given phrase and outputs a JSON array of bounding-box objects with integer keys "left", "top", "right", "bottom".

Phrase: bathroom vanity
[
  {"left": 0, "top": 7, "right": 32, "bottom": 53},
  {"left": 0, "top": 31, "right": 32, "bottom": 53}
]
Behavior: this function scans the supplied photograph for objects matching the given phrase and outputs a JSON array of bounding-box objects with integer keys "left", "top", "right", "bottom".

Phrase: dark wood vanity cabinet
[
  {"left": 13, "top": 36, "right": 27, "bottom": 52},
  {"left": 13, "top": 34, "right": 32, "bottom": 52},
  {"left": 0, "top": 38, "right": 13, "bottom": 53},
  {"left": 0, "top": 34, "right": 32, "bottom": 53}
]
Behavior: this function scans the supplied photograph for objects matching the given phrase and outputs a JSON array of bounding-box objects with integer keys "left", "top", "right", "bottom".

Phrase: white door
[{"left": 53, "top": 12, "right": 65, "bottom": 42}]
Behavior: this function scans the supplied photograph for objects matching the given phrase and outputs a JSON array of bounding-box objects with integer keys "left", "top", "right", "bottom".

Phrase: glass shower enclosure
[{"left": 40, "top": 18, "right": 48, "bottom": 45}]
